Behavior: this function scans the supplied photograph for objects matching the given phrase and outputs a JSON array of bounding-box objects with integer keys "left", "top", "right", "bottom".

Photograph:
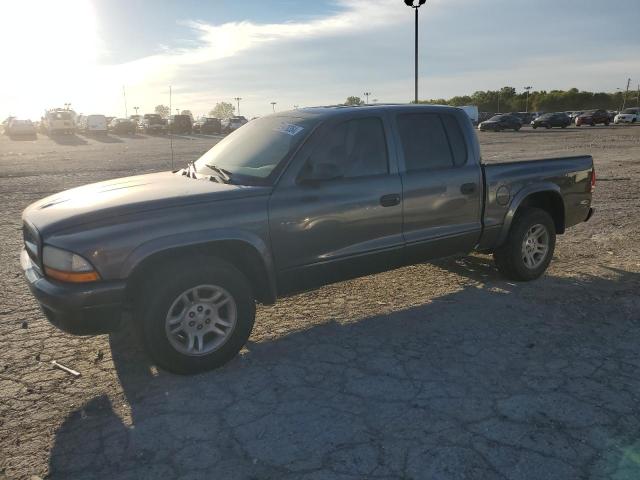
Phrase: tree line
[
  {"left": 417, "top": 87, "right": 640, "bottom": 113},
  {"left": 153, "top": 102, "right": 236, "bottom": 120},
  {"left": 151, "top": 87, "right": 640, "bottom": 119}
]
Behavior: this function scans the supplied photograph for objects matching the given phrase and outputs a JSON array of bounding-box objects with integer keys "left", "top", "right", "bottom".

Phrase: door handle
[
  {"left": 380, "top": 193, "right": 401, "bottom": 207},
  {"left": 460, "top": 183, "right": 477, "bottom": 195}
]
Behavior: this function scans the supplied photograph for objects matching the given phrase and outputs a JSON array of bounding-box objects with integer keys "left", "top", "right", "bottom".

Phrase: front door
[{"left": 269, "top": 114, "right": 403, "bottom": 294}]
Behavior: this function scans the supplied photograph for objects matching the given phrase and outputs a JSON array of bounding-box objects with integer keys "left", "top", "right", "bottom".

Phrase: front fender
[
  {"left": 496, "top": 182, "right": 562, "bottom": 246},
  {"left": 120, "top": 228, "right": 277, "bottom": 300}
]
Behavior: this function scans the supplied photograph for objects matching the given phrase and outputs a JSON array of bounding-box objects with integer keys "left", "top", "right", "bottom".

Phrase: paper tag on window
[{"left": 275, "top": 122, "right": 304, "bottom": 136}]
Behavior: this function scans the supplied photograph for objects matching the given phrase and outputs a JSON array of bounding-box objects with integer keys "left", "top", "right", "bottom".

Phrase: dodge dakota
[{"left": 21, "top": 105, "right": 595, "bottom": 373}]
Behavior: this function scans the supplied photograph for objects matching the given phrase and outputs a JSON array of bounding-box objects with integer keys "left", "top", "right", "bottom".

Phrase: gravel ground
[{"left": 0, "top": 125, "right": 639, "bottom": 480}]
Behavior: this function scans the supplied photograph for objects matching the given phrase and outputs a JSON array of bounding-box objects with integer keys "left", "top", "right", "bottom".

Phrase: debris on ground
[{"left": 51, "top": 360, "right": 81, "bottom": 377}]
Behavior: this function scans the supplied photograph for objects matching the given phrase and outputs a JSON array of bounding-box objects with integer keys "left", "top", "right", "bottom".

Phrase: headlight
[{"left": 42, "top": 246, "right": 100, "bottom": 283}]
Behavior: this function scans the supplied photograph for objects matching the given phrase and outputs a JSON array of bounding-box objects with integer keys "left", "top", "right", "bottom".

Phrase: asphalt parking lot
[{"left": 1, "top": 125, "right": 639, "bottom": 479}]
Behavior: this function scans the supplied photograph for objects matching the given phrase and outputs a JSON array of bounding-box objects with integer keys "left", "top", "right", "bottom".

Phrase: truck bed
[{"left": 480, "top": 154, "right": 594, "bottom": 247}]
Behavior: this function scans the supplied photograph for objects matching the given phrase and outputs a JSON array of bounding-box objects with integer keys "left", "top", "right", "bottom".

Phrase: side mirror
[{"left": 299, "top": 162, "right": 344, "bottom": 184}]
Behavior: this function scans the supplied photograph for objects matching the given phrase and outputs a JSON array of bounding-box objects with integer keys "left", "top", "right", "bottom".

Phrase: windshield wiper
[{"left": 204, "top": 164, "right": 233, "bottom": 183}]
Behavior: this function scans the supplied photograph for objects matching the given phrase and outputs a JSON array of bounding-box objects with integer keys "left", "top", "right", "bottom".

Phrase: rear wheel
[
  {"left": 135, "top": 258, "right": 256, "bottom": 374},
  {"left": 494, "top": 207, "right": 556, "bottom": 281}
]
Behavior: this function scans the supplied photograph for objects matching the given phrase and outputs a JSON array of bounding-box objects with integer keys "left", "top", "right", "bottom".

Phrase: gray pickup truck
[{"left": 21, "top": 105, "right": 595, "bottom": 374}]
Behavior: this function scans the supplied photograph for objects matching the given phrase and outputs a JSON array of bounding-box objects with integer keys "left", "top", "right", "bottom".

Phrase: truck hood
[{"left": 23, "top": 171, "right": 269, "bottom": 236}]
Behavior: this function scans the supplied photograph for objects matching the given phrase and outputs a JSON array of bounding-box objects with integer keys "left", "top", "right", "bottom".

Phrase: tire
[
  {"left": 532, "top": 125, "right": 538, "bottom": 129},
  {"left": 604, "top": 121, "right": 609, "bottom": 126},
  {"left": 515, "top": 126, "right": 521, "bottom": 131},
  {"left": 135, "top": 257, "right": 256, "bottom": 374},
  {"left": 545, "top": 125, "right": 551, "bottom": 129},
  {"left": 493, "top": 207, "right": 556, "bottom": 281},
  {"left": 561, "top": 125, "right": 567, "bottom": 128}
]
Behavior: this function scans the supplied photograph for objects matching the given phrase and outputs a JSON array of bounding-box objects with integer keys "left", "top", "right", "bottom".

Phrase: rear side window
[
  {"left": 397, "top": 113, "right": 461, "bottom": 171},
  {"left": 308, "top": 117, "right": 389, "bottom": 178},
  {"left": 440, "top": 115, "right": 467, "bottom": 166}
]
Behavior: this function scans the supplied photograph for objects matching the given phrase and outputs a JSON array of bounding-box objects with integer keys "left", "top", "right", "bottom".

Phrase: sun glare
[{"left": 0, "top": 0, "right": 99, "bottom": 119}]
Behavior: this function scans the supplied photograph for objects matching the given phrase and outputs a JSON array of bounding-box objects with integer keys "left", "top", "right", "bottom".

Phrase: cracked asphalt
[{"left": 1, "top": 126, "right": 639, "bottom": 479}]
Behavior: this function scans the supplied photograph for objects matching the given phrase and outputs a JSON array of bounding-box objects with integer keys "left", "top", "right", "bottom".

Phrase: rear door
[
  {"left": 269, "top": 113, "right": 403, "bottom": 293},
  {"left": 393, "top": 111, "right": 483, "bottom": 261}
]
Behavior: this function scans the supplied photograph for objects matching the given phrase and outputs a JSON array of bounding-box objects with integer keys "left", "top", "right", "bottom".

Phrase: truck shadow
[
  {"left": 80, "top": 133, "right": 123, "bottom": 144},
  {"left": 48, "top": 262, "right": 640, "bottom": 479},
  {"left": 48, "top": 134, "right": 88, "bottom": 146}
]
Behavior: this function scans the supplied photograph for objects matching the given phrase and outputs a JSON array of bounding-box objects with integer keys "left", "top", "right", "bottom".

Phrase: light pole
[
  {"left": 271, "top": 102, "right": 277, "bottom": 112},
  {"left": 616, "top": 88, "right": 623, "bottom": 111},
  {"left": 403, "top": 0, "right": 426, "bottom": 103},
  {"left": 622, "top": 77, "right": 631, "bottom": 111},
  {"left": 134, "top": 106, "right": 139, "bottom": 116},
  {"left": 364, "top": 91, "right": 371, "bottom": 104},
  {"left": 234, "top": 97, "right": 242, "bottom": 115},
  {"left": 523, "top": 86, "right": 532, "bottom": 112},
  {"left": 176, "top": 108, "right": 180, "bottom": 115},
  {"left": 293, "top": 105, "right": 299, "bottom": 110}
]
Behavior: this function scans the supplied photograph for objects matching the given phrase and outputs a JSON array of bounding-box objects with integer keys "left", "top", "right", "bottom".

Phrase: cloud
[{"left": 2, "top": 0, "right": 637, "bottom": 119}]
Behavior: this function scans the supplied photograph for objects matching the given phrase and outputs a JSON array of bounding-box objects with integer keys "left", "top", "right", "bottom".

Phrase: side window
[
  {"left": 440, "top": 115, "right": 468, "bottom": 166},
  {"left": 307, "top": 117, "right": 389, "bottom": 178},
  {"left": 397, "top": 113, "right": 454, "bottom": 171}
]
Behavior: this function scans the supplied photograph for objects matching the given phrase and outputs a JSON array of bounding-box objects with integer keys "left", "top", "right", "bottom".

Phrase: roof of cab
[{"left": 277, "top": 103, "right": 463, "bottom": 120}]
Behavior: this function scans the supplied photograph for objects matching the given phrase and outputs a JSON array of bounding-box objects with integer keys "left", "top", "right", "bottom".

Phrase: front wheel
[
  {"left": 136, "top": 258, "right": 256, "bottom": 374},
  {"left": 493, "top": 207, "right": 556, "bottom": 281}
]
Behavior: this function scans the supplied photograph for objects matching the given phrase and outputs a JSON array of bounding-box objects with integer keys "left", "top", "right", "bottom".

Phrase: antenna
[
  {"left": 122, "top": 86, "right": 128, "bottom": 118},
  {"left": 169, "top": 85, "right": 174, "bottom": 169}
]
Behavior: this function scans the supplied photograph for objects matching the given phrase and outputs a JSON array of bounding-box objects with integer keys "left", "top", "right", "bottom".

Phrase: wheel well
[
  {"left": 125, "top": 241, "right": 276, "bottom": 306},
  {"left": 518, "top": 191, "right": 565, "bottom": 234}
]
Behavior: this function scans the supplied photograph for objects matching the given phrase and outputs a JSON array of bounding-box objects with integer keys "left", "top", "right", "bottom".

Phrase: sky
[{"left": 1, "top": 0, "right": 639, "bottom": 120}]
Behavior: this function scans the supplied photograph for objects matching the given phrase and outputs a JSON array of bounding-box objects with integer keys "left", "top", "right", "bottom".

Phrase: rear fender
[{"left": 496, "top": 183, "right": 563, "bottom": 246}]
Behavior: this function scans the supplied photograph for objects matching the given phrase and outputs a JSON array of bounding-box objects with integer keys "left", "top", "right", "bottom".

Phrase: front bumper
[{"left": 21, "top": 249, "right": 126, "bottom": 335}]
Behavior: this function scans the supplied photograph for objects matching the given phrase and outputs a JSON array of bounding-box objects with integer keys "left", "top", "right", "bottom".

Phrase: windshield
[
  {"left": 488, "top": 115, "right": 505, "bottom": 121},
  {"left": 622, "top": 108, "right": 639, "bottom": 114},
  {"left": 195, "top": 115, "right": 315, "bottom": 181}
]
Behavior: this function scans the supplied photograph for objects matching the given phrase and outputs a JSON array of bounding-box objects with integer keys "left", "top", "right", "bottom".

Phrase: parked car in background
[
  {"left": 142, "top": 114, "right": 167, "bottom": 134},
  {"left": 81, "top": 114, "right": 108, "bottom": 135},
  {"left": 43, "top": 109, "right": 75, "bottom": 135},
  {"left": 531, "top": 112, "right": 572, "bottom": 129},
  {"left": 478, "top": 114, "right": 522, "bottom": 131},
  {"left": 19, "top": 105, "right": 595, "bottom": 373},
  {"left": 222, "top": 115, "right": 248, "bottom": 133},
  {"left": 569, "top": 111, "right": 584, "bottom": 121},
  {"left": 109, "top": 118, "right": 136, "bottom": 135},
  {"left": 614, "top": 107, "right": 639, "bottom": 124},
  {"left": 458, "top": 105, "right": 479, "bottom": 125},
  {"left": 2, "top": 116, "right": 16, "bottom": 133},
  {"left": 575, "top": 109, "right": 610, "bottom": 126},
  {"left": 509, "top": 112, "right": 535, "bottom": 125},
  {"left": 193, "top": 117, "right": 222, "bottom": 134},
  {"left": 129, "top": 115, "right": 142, "bottom": 131},
  {"left": 5, "top": 119, "right": 37, "bottom": 137},
  {"left": 168, "top": 114, "right": 192, "bottom": 134}
]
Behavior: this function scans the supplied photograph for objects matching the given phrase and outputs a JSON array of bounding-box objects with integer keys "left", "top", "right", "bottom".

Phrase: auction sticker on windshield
[{"left": 274, "top": 122, "right": 304, "bottom": 136}]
